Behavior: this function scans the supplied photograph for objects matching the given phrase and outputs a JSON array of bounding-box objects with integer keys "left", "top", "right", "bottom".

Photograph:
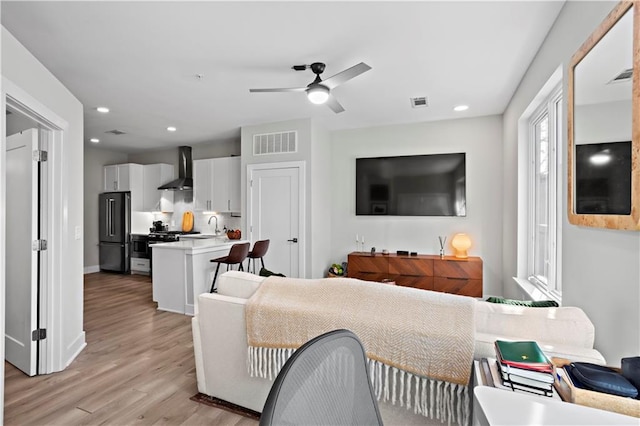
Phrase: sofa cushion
[
  {"left": 217, "top": 271, "right": 265, "bottom": 299},
  {"left": 475, "top": 301, "right": 596, "bottom": 350}
]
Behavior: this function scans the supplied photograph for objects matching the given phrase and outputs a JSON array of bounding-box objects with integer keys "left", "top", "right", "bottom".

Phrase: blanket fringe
[{"left": 247, "top": 346, "right": 469, "bottom": 426}]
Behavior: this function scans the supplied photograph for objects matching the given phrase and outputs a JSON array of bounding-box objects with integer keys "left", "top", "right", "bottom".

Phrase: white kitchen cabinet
[
  {"left": 193, "top": 157, "right": 241, "bottom": 213},
  {"left": 211, "top": 157, "right": 241, "bottom": 212},
  {"left": 143, "top": 163, "right": 174, "bottom": 212},
  {"left": 193, "top": 158, "right": 213, "bottom": 211},
  {"left": 103, "top": 163, "right": 143, "bottom": 210}
]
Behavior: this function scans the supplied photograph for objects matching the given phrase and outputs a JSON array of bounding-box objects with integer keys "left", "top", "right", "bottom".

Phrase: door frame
[
  {"left": 247, "top": 161, "right": 306, "bottom": 278},
  {"left": 2, "top": 76, "right": 69, "bottom": 379}
]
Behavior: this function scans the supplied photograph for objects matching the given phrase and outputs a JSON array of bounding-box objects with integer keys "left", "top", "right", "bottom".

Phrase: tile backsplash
[{"left": 149, "top": 191, "right": 241, "bottom": 234}]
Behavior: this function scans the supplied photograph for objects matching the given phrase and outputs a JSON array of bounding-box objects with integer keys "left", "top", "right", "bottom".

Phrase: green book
[{"left": 494, "top": 340, "right": 553, "bottom": 373}]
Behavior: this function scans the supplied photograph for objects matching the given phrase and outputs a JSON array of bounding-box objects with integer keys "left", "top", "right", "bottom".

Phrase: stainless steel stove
[{"left": 148, "top": 230, "right": 200, "bottom": 242}]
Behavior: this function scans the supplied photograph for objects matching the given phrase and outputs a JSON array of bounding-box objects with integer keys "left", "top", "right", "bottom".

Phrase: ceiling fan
[{"left": 249, "top": 62, "right": 371, "bottom": 114}]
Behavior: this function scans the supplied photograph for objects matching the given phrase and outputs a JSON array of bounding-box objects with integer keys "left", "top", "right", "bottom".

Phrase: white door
[
  {"left": 6, "top": 129, "right": 39, "bottom": 376},
  {"left": 249, "top": 165, "right": 303, "bottom": 278}
]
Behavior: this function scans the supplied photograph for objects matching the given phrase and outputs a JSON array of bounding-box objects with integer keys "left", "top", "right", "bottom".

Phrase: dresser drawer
[
  {"left": 434, "top": 277, "right": 482, "bottom": 297},
  {"left": 434, "top": 259, "right": 482, "bottom": 279},
  {"left": 347, "top": 254, "right": 386, "bottom": 273},
  {"left": 389, "top": 257, "right": 433, "bottom": 276},
  {"left": 347, "top": 271, "right": 388, "bottom": 283},
  {"left": 394, "top": 275, "right": 434, "bottom": 291}
]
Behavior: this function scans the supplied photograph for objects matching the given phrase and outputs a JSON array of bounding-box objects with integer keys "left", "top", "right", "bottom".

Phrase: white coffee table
[{"left": 473, "top": 386, "right": 639, "bottom": 425}]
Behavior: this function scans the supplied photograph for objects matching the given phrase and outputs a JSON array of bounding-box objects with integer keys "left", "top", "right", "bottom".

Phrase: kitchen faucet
[{"left": 207, "top": 215, "right": 220, "bottom": 235}]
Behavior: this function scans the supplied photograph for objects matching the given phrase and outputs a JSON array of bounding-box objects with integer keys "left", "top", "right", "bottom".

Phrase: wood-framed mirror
[{"left": 568, "top": 1, "right": 639, "bottom": 230}]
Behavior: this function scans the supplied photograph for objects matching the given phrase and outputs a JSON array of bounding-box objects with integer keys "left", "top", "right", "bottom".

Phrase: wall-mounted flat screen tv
[
  {"left": 575, "top": 141, "right": 631, "bottom": 215},
  {"left": 356, "top": 153, "right": 466, "bottom": 216}
]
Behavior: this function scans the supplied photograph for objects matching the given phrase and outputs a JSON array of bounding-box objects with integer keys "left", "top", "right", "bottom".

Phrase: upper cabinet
[
  {"left": 143, "top": 163, "right": 174, "bottom": 212},
  {"left": 103, "top": 163, "right": 142, "bottom": 192},
  {"left": 103, "top": 163, "right": 175, "bottom": 212},
  {"left": 568, "top": 1, "right": 639, "bottom": 230},
  {"left": 193, "top": 157, "right": 241, "bottom": 212},
  {"left": 193, "top": 159, "right": 213, "bottom": 212},
  {"left": 103, "top": 163, "right": 143, "bottom": 210}
]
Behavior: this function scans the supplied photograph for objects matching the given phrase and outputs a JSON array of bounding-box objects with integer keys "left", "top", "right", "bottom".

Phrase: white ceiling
[{"left": 1, "top": 1, "right": 565, "bottom": 154}]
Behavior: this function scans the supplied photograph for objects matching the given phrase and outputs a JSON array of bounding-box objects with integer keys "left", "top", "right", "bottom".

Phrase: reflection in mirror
[{"left": 569, "top": 2, "right": 639, "bottom": 229}]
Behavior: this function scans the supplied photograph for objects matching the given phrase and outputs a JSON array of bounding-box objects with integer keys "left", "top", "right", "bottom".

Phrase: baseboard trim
[
  {"left": 64, "top": 331, "right": 87, "bottom": 369},
  {"left": 84, "top": 265, "right": 100, "bottom": 274}
]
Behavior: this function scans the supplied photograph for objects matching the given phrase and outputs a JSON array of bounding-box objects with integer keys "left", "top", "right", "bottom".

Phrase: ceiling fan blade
[
  {"left": 249, "top": 87, "right": 306, "bottom": 93},
  {"left": 323, "top": 62, "right": 371, "bottom": 90},
  {"left": 326, "top": 95, "right": 345, "bottom": 114}
]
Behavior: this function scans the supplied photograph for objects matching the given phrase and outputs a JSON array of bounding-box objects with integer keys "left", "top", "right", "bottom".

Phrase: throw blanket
[{"left": 246, "top": 276, "right": 476, "bottom": 425}]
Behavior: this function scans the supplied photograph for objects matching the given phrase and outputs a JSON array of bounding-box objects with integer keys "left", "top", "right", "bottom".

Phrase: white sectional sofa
[{"left": 192, "top": 271, "right": 605, "bottom": 423}]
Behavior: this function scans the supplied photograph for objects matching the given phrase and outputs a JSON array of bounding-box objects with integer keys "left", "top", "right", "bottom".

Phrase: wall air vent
[
  {"left": 105, "top": 129, "right": 126, "bottom": 135},
  {"left": 410, "top": 97, "right": 429, "bottom": 108},
  {"left": 608, "top": 68, "right": 633, "bottom": 84},
  {"left": 253, "top": 131, "right": 297, "bottom": 156}
]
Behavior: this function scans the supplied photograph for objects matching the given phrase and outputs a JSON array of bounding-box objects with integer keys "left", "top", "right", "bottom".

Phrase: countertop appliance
[
  {"left": 99, "top": 192, "right": 131, "bottom": 273},
  {"left": 152, "top": 220, "right": 168, "bottom": 232}
]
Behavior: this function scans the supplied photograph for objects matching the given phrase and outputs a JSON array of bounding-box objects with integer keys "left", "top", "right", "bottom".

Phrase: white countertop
[{"left": 151, "top": 238, "right": 249, "bottom": 255}]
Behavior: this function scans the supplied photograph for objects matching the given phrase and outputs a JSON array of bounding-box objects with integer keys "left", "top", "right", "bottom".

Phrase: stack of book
[{"left": 494, "top": 340, "right": 555, "bottom": 396}]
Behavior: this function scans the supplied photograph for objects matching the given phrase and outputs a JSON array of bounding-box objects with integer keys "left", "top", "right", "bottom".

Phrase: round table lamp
[{"left": 451, "top": 233, "right": 471, "bottom": 258}]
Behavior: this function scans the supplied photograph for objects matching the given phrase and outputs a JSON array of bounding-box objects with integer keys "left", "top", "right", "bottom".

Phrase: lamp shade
[
  {"left": 306, "top": 84, "right": 330, "bottom": 104},
  {"left": 451, "top": 233, "right": 471, "bottom": 258}
]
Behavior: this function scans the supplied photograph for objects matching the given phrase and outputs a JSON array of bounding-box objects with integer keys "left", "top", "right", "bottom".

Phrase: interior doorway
[
  {"left": 4, "top": 100, "right": 55, "bottom": 376},
  {"left": 247, "top": 162, "right": 305, "bottom": 278}
]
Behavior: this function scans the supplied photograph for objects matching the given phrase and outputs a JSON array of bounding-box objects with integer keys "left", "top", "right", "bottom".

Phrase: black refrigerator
[{"left": 99, "top": 192, "right": 131, "bottom": 273}]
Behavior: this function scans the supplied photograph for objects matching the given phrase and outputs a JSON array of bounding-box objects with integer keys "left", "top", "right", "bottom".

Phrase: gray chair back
[{"left": 259, "top": 329, "right": 383, "bottom": 426}]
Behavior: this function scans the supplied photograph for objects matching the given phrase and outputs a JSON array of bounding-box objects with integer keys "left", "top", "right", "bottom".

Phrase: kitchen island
[{"left": 152, "top": 238, "right": 249, "bottom": 315}]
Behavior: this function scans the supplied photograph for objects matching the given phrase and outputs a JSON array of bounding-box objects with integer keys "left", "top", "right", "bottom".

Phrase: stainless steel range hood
[{"left": 158, "top": 146, "right": 193, "bottom": 190}]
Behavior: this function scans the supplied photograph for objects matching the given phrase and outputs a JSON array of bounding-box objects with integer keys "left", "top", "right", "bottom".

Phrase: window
[{"left": 527, "top": 86, "right": 562, "bottom": 299}]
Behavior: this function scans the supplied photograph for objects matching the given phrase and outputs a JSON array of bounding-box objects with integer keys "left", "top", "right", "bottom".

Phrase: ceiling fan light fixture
[{"left": 306, "top": 84, "right": 329, "bottom": 105}]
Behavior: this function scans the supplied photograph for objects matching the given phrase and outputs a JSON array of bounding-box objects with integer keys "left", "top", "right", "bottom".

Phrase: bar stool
[
  {"left": 209, "top": 242, "right": 250, "bottom": 293},
  {"left": 247, "top": 239, "right": 270, "bottom": 274}
]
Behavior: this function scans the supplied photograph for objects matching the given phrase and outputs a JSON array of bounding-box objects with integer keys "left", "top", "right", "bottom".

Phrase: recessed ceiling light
[
  {"left": 167, "top": 126, "right": 177, "bottom": 132},
  {"left": 453, "top": 105, "right": 469, "bottom": 112},
  {"left": 90, "top": 138, "right": 100, "bottom": 143},
  {"left": 96, "top": 106, "right": 110, "bottom": 113}
]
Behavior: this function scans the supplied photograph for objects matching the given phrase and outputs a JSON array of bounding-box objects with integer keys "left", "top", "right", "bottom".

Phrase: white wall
[
  {"left": 241, "top": 118, "right": 333, "bottom": 278},
  {"left": 2, "top": 26, "right": 86, "bottom": 377},
  {"left": 83, "top": 145, "right": 128, "bottom": 270},
  {"left": 330, "top": 115, "right": 504, "bottom": 297},
  {"left": 502, "top": 1, "right": 639, "bottom": 363},
  {"left": 575, "top": 100, "right": 632, "bottom": 144},
  {"left": 310, "top": 121, "right": 332, "bottom": 278}
]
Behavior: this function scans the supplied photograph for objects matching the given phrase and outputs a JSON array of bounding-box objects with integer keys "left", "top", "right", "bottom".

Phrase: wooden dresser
[{"left": 347, "top": 252, "right": 482, "bottom": 297}]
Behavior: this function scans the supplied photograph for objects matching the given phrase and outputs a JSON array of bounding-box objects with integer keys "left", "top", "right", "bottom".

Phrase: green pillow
[{"left": 486, "top": 296, "right": 559, "bottom": 308}]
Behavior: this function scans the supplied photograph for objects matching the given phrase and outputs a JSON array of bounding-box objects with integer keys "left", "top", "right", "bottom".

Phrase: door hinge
[
  {"left": 32, "top": 328, "right": 47, "bottom": 341},
  {"left": 32, "top": 240, "right": 48, "bottom": 251},
  {"left": 250, "top": 179, "right": 253, "bottom": 187},
  {"left": 33, "top": 150, "right": 48, "bottom": 162}
]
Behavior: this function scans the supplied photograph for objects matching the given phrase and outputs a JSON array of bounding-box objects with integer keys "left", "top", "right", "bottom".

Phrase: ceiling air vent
[
  {"left": 608, "top": 68, "right": 633, "bottom": 84},
  {"left": 253, "top": 131, "right": 297, "bottom": 156},
  {"left": 105, "top": 129, "right": 126, "bottom": 135},
  {"left": 410, "top": 97, "right": 429, "bottom": 108}
]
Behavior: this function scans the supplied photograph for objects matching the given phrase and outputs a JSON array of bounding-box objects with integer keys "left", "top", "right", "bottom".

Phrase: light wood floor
[{"left": 4, "top": 272, "right": 257, "bottom": 425}]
